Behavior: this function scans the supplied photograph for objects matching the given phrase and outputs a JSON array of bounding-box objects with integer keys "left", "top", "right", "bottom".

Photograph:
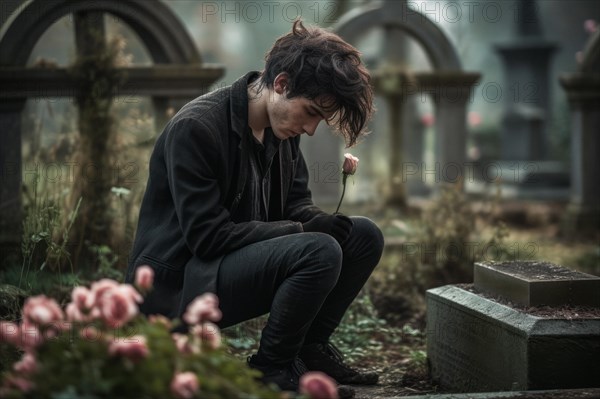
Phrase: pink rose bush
[{"left": 0, "top": 265, "right": 334, "bottom": 399}]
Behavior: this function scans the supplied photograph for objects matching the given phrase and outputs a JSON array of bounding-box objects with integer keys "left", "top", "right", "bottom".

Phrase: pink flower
[
  {"left": 13, "top": 353, "right": 37, "bottom": 374},
  {"left": 18, "top": 322, "right": 45, "bottom": 349},
  {"left": 0, "top": 321, "right": 19, "bottom": 345},
  {"left": 72, "top": 286, "right": 92, "bottom": 309},
  {"left": 421, "top": 113, "right": 435, "bottom": 127},
  {"left": 342, "top": 153, "right": 359, "bottom": 175},
  {"left": 584, "top": 19, "right": 597, "bottom": 34},
  {"left": 149, "top": 314, "right": 172, "bottom": 329},
  {"left": 80, "top": 326, "right": 102, "bottom": 342},
  {"left": 172, "top": 333, "right": 195, "bottom": 354},
  {"left": 22, "top": 295, "right": 64, "bottom": 326},
  {"left": 99, "top": 285, "right": 142, "bottom": 328},
  {"left": 191, "top": 322, "right": 221, "bottom": 350},
  {"left": 135, "top": 265, "right": 154, "bottom": 291},
  {"left": 170, "top": 372, "right": 199, "bottom": 399},
  {"left": 468, "top": 111, "right": 482, "bottom": 127},
  {"left": 65, "top": 302, "right": 86, "bottom": 322},
  {"left": 335, "top": 154, "right": 359, "bottom": 214},
  {"left": 300, "top": 372, "right": 339, "bottom": 399},
  {"left": 88, "top": 279, "right": 120, "bottom": 308},
  {"left": 183, "top": 293, "right": 222, "bottom": 326},
  {"left": 108, "top": 335, "right": 149, "bottom": 361}
]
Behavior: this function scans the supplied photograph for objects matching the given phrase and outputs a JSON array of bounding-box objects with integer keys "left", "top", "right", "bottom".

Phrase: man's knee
[
  {"left": 349, "top": 217, "right": 384, "bottom": 254},
  {"left": 295, "top": 232, "right": 343, "bottom": 280}
]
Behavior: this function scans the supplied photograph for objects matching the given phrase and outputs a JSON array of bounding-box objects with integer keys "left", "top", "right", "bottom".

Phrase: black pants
[{"left": 215, "top": 216, "right": 384, "bottom": 366}]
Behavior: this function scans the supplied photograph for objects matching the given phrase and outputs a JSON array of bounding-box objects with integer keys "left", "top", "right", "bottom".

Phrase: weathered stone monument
[
  {"left": 560, "top": 30, "right": 600, "bottom": 234},
  {"left": 495, "top": 0, "right": 557, "bottom": 162},
  {"left": 427, "top": 261, "right": 600, "bottom": 392},
  {"left": 492, "top": 0, "right": 573, "bottom": 202}
]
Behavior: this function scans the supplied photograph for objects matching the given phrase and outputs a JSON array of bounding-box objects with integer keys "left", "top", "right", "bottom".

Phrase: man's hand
[{"left": 302, "top": 214, "right": 353, "bottom": 245}]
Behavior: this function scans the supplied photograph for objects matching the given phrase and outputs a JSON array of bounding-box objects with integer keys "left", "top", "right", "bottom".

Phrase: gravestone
[
  {"left": 474, "top": 261, "right": 600, "bottom": 307},
  {"left": 495, "top": 0, "right": 557, "bottom": 161},
  {"left": 427, "top": 261, "right": 600, "bottom": 392}
]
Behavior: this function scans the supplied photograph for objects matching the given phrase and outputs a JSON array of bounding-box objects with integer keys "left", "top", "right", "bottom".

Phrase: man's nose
[{"left": 304, "top": 119, "right": 320, "bottom": 136}]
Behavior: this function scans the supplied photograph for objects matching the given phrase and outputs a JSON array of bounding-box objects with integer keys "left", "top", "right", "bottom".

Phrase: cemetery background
[{"left": 0, "top": 0, "right": 599, "bottom": 398}]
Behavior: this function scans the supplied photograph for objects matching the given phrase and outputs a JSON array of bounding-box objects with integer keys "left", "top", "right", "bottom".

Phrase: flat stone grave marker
[
  {"left": 474, "top": 261, "right": 600, "bottom": 307},
  {"left": 427, "top": 261, "right": 600, "bottom": 393}
]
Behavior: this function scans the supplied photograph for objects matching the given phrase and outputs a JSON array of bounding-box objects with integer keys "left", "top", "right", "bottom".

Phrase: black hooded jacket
[{"left": 125, "top": 72, "right": 326, "bottom": 318}]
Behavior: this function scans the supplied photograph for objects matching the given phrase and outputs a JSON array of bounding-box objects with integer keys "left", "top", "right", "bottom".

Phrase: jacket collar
[{"left": 230, "top": 71, "right": 261, "bottom": 139}]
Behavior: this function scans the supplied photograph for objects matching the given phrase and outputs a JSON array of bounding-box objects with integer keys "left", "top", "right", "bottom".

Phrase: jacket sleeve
[
  {"left": 164, "top": 117, "right": 303, "bottom": 260},
  {"left": 283, "top": 145, "right": 328, "bottom": 223}
]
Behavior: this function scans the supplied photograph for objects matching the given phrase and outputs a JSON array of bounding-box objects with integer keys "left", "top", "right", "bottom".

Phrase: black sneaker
[
  {"left": 299, "top": 342, "right": 379, "bottom": 385},
  {"left": 247, "top": 355, "right": 356, "bottom": 398},
  {"left": 247, "top": 355, "right": 307, "bottom": 392}
]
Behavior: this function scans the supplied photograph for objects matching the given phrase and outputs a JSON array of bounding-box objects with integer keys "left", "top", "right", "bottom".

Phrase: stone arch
[
  {"left": 0, "top": 0, "right": 224, "bottom": 258},
  {"left": 0, "top": 0, "right": 200, "bottom": 66},
  {"left": 333, "top": 3, "right": 462, "bottom": 71},
  {"left": 331, "top": 1, "right": 479, "bottom": 205}
]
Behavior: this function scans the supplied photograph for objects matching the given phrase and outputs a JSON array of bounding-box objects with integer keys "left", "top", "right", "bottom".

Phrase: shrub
[
  {"left": 370, "top": 183, "right": 511, "bottom": 325},
  {"left": 0, "top": 267, "right": 336, "bottom": 399}
]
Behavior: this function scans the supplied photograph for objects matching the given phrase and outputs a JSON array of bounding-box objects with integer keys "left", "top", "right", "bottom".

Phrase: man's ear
[{"left": 273, "top": 73, "right": 289, "bottom": 95}]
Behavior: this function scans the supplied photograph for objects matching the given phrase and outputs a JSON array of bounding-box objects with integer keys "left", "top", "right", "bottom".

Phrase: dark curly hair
[{"left": 259, "top": 19, "right": 374, "bottom": 147}]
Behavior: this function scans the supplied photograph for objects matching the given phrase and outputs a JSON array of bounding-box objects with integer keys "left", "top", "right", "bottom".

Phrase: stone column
[
  {"left": 560, "top": 74, "right": 600, "bottom": 233},
  {"left": 0, "top": 101, "right": 25, "bottom": 262},
  {"left": 386, "top": 94, "right": 406, "bottom": 206},
  {"left": 430, "top": 77, "right": 477, "bottom": 186},
  {"left": 403, "top": 98, "right": 428, "bottom": 196},
  {"left": 495, "top": 0, "right": 557, "bottom": 161}
]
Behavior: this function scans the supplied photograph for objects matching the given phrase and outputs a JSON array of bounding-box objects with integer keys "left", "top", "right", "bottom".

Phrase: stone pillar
[
  {"left": 432, "top": 81, "right": 473, "bottom": 186},
  {"left": 403, "top": 98, "right": 428, "bottom": 196},
  {"left": 381, "top": 2, "right": 413, "bottom": 207},
  {"left": 386, "top": 94, "right": 406, "bottom": 206},
  {"left": 560, "top": 74, "right": 600, "bottom": 233},
  {"left": 0, "top": 101, "right": 25, "bottom": 261},
  {"left": 496, "top": 44, "right": 556, "bottom": 161},
  {"left": 495, "top": 0, "right": 557, "bottom": 161}
]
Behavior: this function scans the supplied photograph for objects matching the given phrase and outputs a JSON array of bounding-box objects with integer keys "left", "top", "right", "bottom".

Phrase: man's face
[
  {"left": 268, "top": 94, "right": 333, "bottom": 141},
  {"left": 267, "top": 73, "right": 335, "bottom": 141}
]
